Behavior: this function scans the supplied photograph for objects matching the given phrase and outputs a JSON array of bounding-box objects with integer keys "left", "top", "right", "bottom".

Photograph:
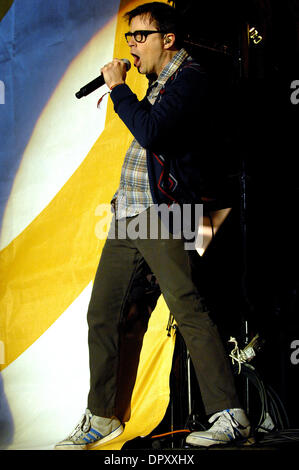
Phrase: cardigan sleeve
[{"left": 110, "top": 67, "right": 208, "bottom": 150}]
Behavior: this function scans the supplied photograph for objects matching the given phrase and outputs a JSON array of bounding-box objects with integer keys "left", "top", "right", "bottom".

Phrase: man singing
[{"left": 55, "top": 2, "right": 250, "bottom": 449}]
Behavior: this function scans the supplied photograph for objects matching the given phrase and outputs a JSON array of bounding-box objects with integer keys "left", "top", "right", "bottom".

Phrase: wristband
[{"left": 110, "top": 82, "right": 124, "bottom": 91}]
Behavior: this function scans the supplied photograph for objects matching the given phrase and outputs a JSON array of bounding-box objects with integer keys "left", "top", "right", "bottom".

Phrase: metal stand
[{"left": 236, "top": 21, "right": 254, "bottom": 416}]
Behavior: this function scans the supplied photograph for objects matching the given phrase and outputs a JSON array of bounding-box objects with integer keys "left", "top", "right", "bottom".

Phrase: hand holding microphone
[
  {"left": 101, "top": 58, "right": 130, "bottom": 90},
  {"left": 75, "top": 58, "right": 131, "bottom": 99}
]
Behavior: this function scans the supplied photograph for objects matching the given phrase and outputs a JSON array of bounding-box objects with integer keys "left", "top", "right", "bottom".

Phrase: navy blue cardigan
[{"left": 110, "top": 58, "right": 215, "bottom": 206}]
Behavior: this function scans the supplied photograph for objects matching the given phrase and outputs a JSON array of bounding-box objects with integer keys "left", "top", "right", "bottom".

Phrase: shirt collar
[
  {"left": 147, "top": 48, "right": 190, "bottom": 91},
  {"left": 156, "top": 48, "right": 189, "bottom": 86}
]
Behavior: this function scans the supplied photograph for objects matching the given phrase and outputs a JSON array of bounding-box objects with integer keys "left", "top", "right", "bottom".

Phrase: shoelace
[
  {"left": 69, "top": 410, "right": 92, "bottom": 437},
  {"left": 208, "top": 410, "right": 242, "bottom": 438}
]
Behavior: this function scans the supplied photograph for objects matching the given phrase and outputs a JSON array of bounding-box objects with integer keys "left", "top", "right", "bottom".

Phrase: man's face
[{"left": 127, "top": 15, "right": 166, "bottom": 77}]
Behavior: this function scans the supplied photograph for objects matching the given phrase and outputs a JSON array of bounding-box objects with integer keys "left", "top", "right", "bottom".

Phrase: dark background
[{"left": 169, "top": 0, "right": 299, "bottom": 430}]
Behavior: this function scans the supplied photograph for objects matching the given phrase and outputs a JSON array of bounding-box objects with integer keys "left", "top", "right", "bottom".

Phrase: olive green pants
[{"left": 87, "top": 209, "right": 240, "bottom": 418}]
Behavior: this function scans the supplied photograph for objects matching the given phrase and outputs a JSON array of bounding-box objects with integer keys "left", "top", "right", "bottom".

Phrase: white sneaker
[
  {"left": 55, "top": 409, "right": 123, "bottom": 450},
  {"left": 186, "top": 408, "right": 251, "bottom": 447}
]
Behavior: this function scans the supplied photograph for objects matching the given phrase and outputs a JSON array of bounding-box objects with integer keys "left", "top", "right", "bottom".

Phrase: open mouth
[{"left": 131, "top": 53, "right": 141, "bottom": 68}]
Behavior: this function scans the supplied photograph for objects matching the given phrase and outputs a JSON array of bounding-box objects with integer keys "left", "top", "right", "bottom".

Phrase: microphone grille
[{"left": 121, "top": 58, "right": 131, "bottom": 71}]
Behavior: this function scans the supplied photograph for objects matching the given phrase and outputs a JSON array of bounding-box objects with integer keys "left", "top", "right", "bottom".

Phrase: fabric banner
[{"left": 0, "top": 0, "right": 175, "bottom": 450}]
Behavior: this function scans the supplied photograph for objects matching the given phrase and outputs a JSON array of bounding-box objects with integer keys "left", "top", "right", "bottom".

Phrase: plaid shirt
[{"left": 113, "top": 48, "right": 189, "bottom": 219}]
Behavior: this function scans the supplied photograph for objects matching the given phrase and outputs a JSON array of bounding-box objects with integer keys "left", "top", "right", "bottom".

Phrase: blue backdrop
[{"left": 0, "top": 0, "right": 119, "bottom": 227}]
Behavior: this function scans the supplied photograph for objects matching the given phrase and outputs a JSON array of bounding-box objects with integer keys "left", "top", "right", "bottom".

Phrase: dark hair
[{"left": 123, "top": 2, "right": 184, "bottom": 49}]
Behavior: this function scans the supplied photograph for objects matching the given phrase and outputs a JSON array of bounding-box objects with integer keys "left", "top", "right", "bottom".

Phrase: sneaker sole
[
  {"left": 186, "top": 431, "right": 252, "bottom": 448},
  {"left": 55, "top": 424, "right": 124, "bottom": 450},
  {"left": 186, "top": 435, "right": 230, "bottom": 447}
]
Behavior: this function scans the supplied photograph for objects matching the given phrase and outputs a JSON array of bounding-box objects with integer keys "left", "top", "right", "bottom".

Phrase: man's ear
[{"left": 163, "top": 33, "right": 175, "bottom": 48}]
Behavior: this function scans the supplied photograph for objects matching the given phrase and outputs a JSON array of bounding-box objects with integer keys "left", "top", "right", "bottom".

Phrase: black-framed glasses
[{"left": 125, "top": 30, "right": 166, "bottom": 43}]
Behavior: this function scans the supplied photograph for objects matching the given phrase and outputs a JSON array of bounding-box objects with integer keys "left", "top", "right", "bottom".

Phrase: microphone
[{"left": 75, "top": 59, "right": 131, "bottom": 99}]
